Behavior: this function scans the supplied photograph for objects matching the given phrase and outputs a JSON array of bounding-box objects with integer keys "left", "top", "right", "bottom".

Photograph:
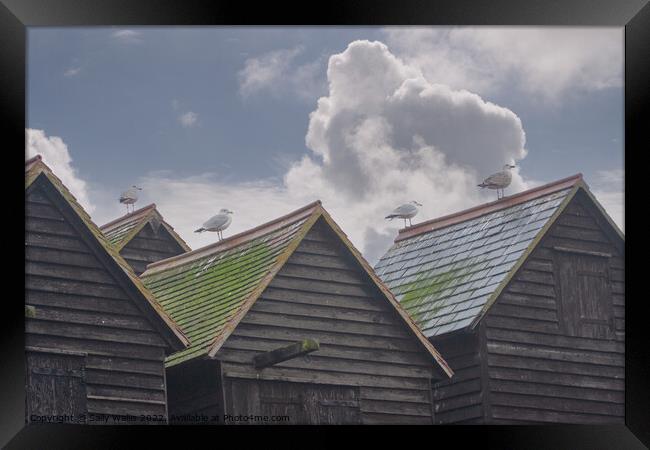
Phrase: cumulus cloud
[
  {"left": 179, "top": 111, "right": 199, "bottom": 128},
  {"left": 382, "top": 27, "right": 623, "bottom": 102},
  {"left": 110, "top": 29, "right": 143, "bottom": 44},
  {"left": 26, "top": 129, "right": 95, "bottom": 214},
  {"left": 115, "top": 40, "right": 529, "bottom": 262},
  {"left": 238, "top": 46, "right": 325, "bottom": 101},
  {"left": 282, "top": 40, "right": 528, "bottom": 261}
]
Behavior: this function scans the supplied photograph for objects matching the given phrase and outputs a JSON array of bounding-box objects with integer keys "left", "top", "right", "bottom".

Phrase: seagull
[
  {"left": 478, "top": 164, "right": 516, "bottom": 199},
  {"left": 194, "top": 209, "right": 234, "bottom": 241},
  {"left": 119, "top": 185, "right": 142, "bottom": 213},
  {"left": 385, "top": 201, "right": 422, "bottom": 227}
]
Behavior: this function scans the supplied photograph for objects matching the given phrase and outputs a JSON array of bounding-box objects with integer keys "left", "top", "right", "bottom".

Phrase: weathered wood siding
[
  {"left": 430, "top": 332, "right": 484, "bottom": 424},
  {"left": 119, "top": 223, "right": 187, "bottom": 275},
  {"left": 482, "top": 192, "right": 625, "bottom": 424},
  {"left": 166, "top": 359, "right": 224, "bottom": 424},
  {"left": 26, "top": 183, "right": 170, "bottom": 422},
  {"left": 215, "top": 219, "right": 438, "bottom": 424}
]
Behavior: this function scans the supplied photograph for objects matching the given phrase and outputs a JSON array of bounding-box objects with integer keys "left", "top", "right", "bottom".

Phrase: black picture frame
[{"left": 3, "top": 0, "right": 647, "bottom": 447}]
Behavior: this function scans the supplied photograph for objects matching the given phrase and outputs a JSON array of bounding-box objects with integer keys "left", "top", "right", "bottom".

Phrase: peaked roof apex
[
  {"left": 100, "top": 203, "right": 158, "bottom": 231},
  {"left": 142, "top": 200, "right": 323, "bottom": 275}
]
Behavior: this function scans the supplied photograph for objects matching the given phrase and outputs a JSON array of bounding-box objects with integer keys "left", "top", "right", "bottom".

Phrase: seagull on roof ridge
[
  {"left": 385, "top": 201, "right": 422, "bottom": 227},
  {"left": 478, "top": 164, "right": 516, "bottom": 199},
  {"left": 195, "top": 208, "right": 234, "bottom": 241},
  {"left": 119, "top": 185, "right": 142, "bottom": 213}
]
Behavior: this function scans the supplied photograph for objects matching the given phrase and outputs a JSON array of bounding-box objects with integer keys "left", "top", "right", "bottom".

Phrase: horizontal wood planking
[
  {"left": 211, "top": 223, "right": 437, "bottom": 423},
  {"left": 87, "top": 385, "right": 166, "bottom": 403},
  {"left": 488, "top": 379, "right": 624, "bottom": 404},
  {"left": 223, "top": 334, "right": 427, "bottom": 366},
  {"left": 222, "top": 363, "right": 431, "bottom": 391},
  {"left": 87, "top": 397, "right": 167, "bottom": 417},
  {"left": 25, "top": 186, "right": 171, "bottom": 420},
  {"left": 230, "top": 323, "right": 426, "bottom": 353},
  {"left": 27, "top": 304, "right": 156, "bottom": 331},
  {"left": 26, "top": 334, "right": 166, "bottom": 362},
  {"left": 429, "top": 333, "right": 484, "bottom": 424},
  {"left": 483, "top": 195, "right": 624, "bottom": 424},
  {"left": 26, "top": 290, "right": 142, "bottom": 316},
  {"left": 217, "top": 348, "right": 432, "bottom": 378},
  {"left": 490, "top": 405, "right": 621, "bottom": 424},
  {"left": 119, "top": 225, "right": 187, "bottom": 275}
]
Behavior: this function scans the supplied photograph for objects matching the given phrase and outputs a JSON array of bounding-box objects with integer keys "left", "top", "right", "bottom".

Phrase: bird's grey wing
[
  {"left": 120, "top": 188, "right": 137, "bottom": 200},
  {"left": 203, "top": 214, "right": 229, "bottom": 229},
  {"left": 392, "top": 204, "right": 417, "bottom": 216},
  {"left": 483, "top": 171, "right": 509, "bottom": 186}
]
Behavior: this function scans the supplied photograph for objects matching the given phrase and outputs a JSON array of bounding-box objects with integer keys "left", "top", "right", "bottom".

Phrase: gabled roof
[
  {"left": 100, "top": 203, "right": 191, "bottom": 252},
  {"left": 25, "top": 155, "right": 189, "bottom": 353},
  {"left": 141, "top": 201, "right": 453, "bottom": 377},
  {"left": 375, "top": 174, "right": 624, "bottom": 338}
]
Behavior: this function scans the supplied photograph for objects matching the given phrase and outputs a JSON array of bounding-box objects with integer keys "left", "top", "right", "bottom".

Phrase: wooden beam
[{"left": 253, "top": 339, "right": 320, "bottom": 369}]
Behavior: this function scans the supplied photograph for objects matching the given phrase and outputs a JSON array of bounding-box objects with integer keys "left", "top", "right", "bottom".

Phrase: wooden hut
[
  {"left": 100, "top": 204, "right": 191, "bottom": 275},
  {"left": 25, "top": 155, "right": 189, "bottom": 424},
  {"left": 375, "top": 174, "right": 625, "bottom": 424},
  {"left": 140, "top": 201, "right": 453, "bottom": 425}
]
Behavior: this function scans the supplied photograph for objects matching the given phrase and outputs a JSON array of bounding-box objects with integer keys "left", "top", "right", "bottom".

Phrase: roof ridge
[
  {"left": 100, "top": 203, "right": 158, "bottom": 231},
  {"left": 26, "top": 158, "right": 189, "bottom": 351},
  {"left": 141, "top": 200, "right": 322, "bottom": 275},
  {"left": 396, "top": 173, "right": 583, "bottom": 242},
  {"left": 25, "top": 154, "right": 43, "bottom": 167}
]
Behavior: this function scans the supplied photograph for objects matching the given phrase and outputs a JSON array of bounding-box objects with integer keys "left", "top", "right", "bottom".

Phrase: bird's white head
[
  {"left": 219, "top": 208, "right": 234, "bottom": 215},
  {"left": 132, "top": 185, "right": 143, "bottom": 190},
  {"left": 503, "top": 164, "right": 516, "bottom": 170},
  {"left": 411, "top": 201, "right": 423, "bottom": 207}
]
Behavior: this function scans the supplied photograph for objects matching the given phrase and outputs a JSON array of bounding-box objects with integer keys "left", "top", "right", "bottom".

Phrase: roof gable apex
[
  {"left": 470, "top": 181, "right": 624, "bottom": 330},
  {"left": 141, "top": 201, "right": 323, "bottom": 367},
  {"left": 100, "top": 204, "right": 191, "bottom": 253},
  {"left": 375, "top": 177, "right": 582, "bottom": 338},
  {"left": 206, "top": 206, "right": 453, "bottom": 378},
  {"left": 315, "top": 209, "right": 453, "bottom": 378},
  {"left": 26, "top": 158, "right": 189, "bottom": 352},
  {"left": 467, "top": 184, "right": 581, "bottom": 329}
]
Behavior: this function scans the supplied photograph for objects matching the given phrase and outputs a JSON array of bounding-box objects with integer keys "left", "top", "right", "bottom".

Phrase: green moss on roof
[
  {"left": 375, "top": 187, "right": 576, "bottom": 337},
  {"left": 141, "top": 218, "right": 312, "bottom": 367},
  {"left": 100, "top": 204, "right": 191, "bottom": 252}
]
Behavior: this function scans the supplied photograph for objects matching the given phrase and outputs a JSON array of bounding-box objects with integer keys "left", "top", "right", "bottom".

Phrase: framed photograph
[{"left": 3, "top": 0, "right": 647, "bottom": 447}]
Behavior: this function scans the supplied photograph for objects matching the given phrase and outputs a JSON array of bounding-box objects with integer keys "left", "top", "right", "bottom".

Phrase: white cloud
[
  {"left": 26, "top": 129, "right": 95, "bottom": 214},
  {"left": 109, "top": 40, "right": 529, "bottom": 263},
  {"left": 382, "top": 27, "right": 623, "bottom": 102},
  {"left": 238, "top": 46, "right": 325, "bottom": 101},
  {"left": 179, "top": 111, "right": 199, "bottom": 128},
  {"left": 110, "top": 29, "right": 143, "bottom": 44},
  {"left": 592, "top": 168, "right": 624, "bottom": 231}
]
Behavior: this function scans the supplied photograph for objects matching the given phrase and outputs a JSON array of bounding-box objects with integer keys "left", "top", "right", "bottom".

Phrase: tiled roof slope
[
  {"left": 100, "top": 203, "right": 191, "bottom": 252},
  {"left": 375, "top": 174, "right": 588, "bottom": 338},
  {"left": 141, "top": 202, "right": 452, "bottom": 376},
  {"left": 141, "top": 203, "right": 321, "bottom": 367},
  {"left": 25, "top": 155, "right": 189, "bottom": 352}
]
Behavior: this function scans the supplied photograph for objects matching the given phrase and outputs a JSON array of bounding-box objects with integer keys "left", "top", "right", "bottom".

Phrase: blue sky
[{"left": 27, "top": 27, "right": 624, "bottom": 263}]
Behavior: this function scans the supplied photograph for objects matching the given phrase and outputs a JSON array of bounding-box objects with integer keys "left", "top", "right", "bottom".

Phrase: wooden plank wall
[
  {"left": 215, "top": 219, "right": 437, "bottom": 425},
  {"left": 430, "top": 332, "right": 484, "bottom": 424},
  {"left": 482, "top": 193, "right": 625, "bottom": 424},
  {"left": 26, "top": 184, "right": 170, "bottom": 422},
  {"left": 119, "top": 224, "right": 187, "bottom": 275},
  {"left": 166, "top": 359, "right": 224, "bottom": 424}
]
